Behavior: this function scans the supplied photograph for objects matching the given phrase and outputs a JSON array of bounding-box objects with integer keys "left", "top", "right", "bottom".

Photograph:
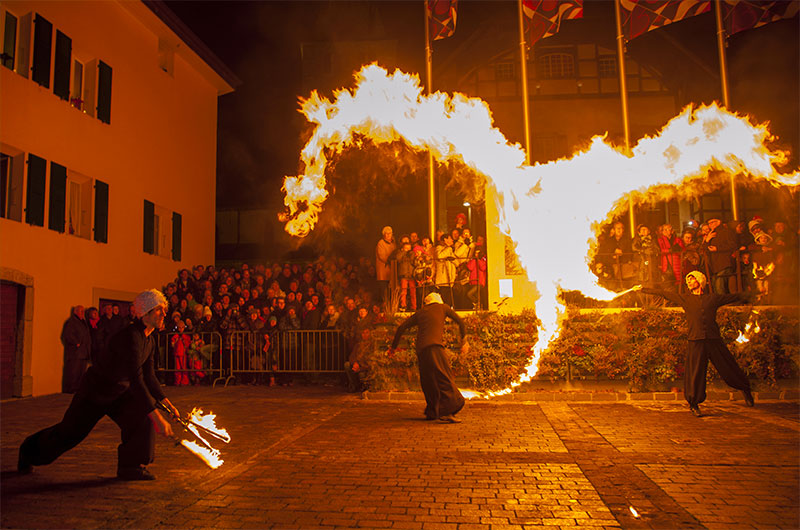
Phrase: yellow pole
[
  {"left": 517, "top": 0, "right": 531, "bottom": 165},
  {"left": 424, "top": 1, "right": 437, "bottom": 241},
  {"left": 614, "top": 0, "right": 636, "bottom": 237},
  {"left": 715, "top": 0, "right": 738, "bottom": 220}
]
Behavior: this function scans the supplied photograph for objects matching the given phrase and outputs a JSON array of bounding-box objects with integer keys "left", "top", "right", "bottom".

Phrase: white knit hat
[
  {"left": 685, "top": 271, "right": 707, "bottom": 290},
  {"left": 423, "top": 292, "right": 444, "bottom": 306},
  {"left": 133, "top": 289, "right": 167, "bottom": 317}
]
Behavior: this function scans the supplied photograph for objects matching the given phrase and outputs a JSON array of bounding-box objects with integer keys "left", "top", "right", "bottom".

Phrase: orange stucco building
[{"left": 0, "top": 1, "right": 236, "bottom": 397}]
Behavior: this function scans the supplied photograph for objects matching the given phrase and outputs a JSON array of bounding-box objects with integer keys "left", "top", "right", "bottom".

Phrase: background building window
[
  {"left": 598, "top": 56, "right": 617, "bottom": 78},
  {"left": 71, "top": 59, "right": 83, "bottom": 110},
  {"left": 537, "top": 53, "right": 575, "bottom": 79},
  {"left": 495, "top": 62, "right": 515, "bottom": 81},
  {"left": 48, "top": 161, "right": 66, "bottom": 233},
  {"left": 93, "top": 179, "right": 108, "bottom": 243},
  {"left": 25, "top": 154, "right": 46, "bottom": 227},
  {"left": 66, "top": 171, "right": 91, "bottom": 239}
]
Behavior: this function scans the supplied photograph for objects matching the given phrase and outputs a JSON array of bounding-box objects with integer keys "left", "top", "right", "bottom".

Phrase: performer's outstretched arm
[{"left": 390, "top": 313, "right": 418, "bottom": 350}]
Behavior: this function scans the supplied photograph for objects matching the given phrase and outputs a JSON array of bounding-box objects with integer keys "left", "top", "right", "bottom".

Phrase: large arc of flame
[{"left": 281, "top": 64, "right": 799, "bottom": 395}]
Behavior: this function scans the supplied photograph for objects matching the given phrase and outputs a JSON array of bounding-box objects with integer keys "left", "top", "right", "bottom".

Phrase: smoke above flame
[{"left": 281, "top": 63, "right": 799, "bottom": 393}]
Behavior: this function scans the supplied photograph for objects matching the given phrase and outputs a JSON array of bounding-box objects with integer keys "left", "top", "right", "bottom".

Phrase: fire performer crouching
[
  {"left": 387, "top": 292, "right": 468, "bottom": 423},
  {"left": 18, "top": 289, "right": 180, "bottom": 480},
  {"left": 633, "top": 271, "right": 755, "bottom": 417}
]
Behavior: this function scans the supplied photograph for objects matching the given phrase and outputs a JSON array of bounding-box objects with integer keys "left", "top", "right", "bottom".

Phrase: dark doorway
[{"left": 1, "top": 281, "right": 24, "bottom": 399}]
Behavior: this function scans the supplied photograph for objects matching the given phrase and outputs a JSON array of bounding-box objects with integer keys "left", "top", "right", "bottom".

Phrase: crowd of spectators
[{"left": 593, "top": 215, "right": 798, "bottom": 302}]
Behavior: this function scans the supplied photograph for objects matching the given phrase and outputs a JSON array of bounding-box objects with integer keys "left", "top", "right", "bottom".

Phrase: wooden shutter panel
[
  {"left": 48, "top": 161, "right": 66, "bottom": 233},
  {"left": 97, "top": 61, "right": 112, "bottom": 124},
  {"left": 172, "top": 212, "right": 182, "bottom": 261},
  {"left": 53, "top": 30, "right": 71, "bottom": 100},
  {"left": 25, "top": 154, "right": 45, "bottom": 226},
  {"left": 143, "top": 200, "right": 154, "bottom": 254},
  {"left": 31, "top": 14, "right": 51, "bottom": 88},
  {"left": 94, "top": 179, "right": 108, "bottom": 243},
  {"left": 2, "top": 12, "right": 17, "bottom": 70}
]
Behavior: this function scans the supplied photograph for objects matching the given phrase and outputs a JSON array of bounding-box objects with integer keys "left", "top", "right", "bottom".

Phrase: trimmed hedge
[{"left": 369, "top": 306, "right": 799, "bottom": 392}]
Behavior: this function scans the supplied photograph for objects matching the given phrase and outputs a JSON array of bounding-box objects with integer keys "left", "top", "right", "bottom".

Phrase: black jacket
[
  {"left": 391, "top": 303, "right": 467, "bottom": 351},
  {"left": 642, "top": 288, "right": 747, "bottom": 340},
  {"left": 87, "top": 319, "right": 166, "bottom": 413}
]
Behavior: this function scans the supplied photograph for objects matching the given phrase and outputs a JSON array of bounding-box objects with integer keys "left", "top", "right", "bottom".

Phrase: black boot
[{"left": 742, "top": 389, "right": 755, "bottom": 407}]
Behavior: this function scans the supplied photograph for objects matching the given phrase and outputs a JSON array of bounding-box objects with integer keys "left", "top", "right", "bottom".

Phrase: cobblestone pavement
[{"left": 1, "top": 386, "right": 798, "bottom": 529}]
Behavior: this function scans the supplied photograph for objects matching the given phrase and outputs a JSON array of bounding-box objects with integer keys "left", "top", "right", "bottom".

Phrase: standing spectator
[
  {"left": 680, "top": 230, "right": 703, "bottom": 279},
  {"left": 632, "top": 225, "right": 658, "bottom": 285},
  {"left": 187, "top": 333, "right": 207, "bottom": 385},
  {"left": 320, "top": 304, "right": 341, "bottom": 329},
  {"left": 434, "top": 234, "right": 457, "bottom": 305},
  {"left": 658, "top": 224, "right": 683, "bottom": 287},
  {"left": 86, "top": 307, "right": 105, "bottom": 367},
  {"left": 100, "top": 304, "right": 126, "bottom": 342},
  {"left": 749, "top": 232, "right": 775, "bottom": 300},
  {"left": 599, "top": 221, "right": 634, "bottom": 287},
  {"left": 171, "top": 320, "right": 191, "bottom": 386},
  {"left": 345, "top": 328, "right": 374, "bottom": 398},
  {"left": 396, "top": 240, "right": 417, "bottom": 312},
  {"left": 61, "top": 305, "right": 91, "bottom": 393},
  {"left": 376, "top": 226, "right": 396, "bottom": 302},
  {"left": 466, "top": 246, "right": 488, "bottom": 310},
  {"left": 702, "top": 218, "right": 737, "bottom": 294}
]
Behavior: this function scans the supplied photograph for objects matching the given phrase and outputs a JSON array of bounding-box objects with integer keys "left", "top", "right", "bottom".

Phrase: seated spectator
[{"left": 198, "top": 306, "right": 217, "bottom": 333}]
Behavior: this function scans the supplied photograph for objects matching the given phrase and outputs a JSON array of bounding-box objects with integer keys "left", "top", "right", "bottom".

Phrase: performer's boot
[
  {"left": 688, "top": 403, "right": 702, "bottom": 417},
  {"left": 742, "top": 389, "right": 755, "bottom": 407}
]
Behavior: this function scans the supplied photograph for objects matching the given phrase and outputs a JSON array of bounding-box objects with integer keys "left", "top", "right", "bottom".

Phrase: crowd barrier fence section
[{"left": 155, "top": 331, "right": 223, "bottom": 386}]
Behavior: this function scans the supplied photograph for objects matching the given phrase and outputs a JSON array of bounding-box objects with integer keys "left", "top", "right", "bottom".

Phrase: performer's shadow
[{"left": 0, "top": 471, "right": 117, "bottom": 495}]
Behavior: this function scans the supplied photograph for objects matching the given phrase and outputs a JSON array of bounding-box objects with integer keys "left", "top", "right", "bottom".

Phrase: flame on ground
[
  {"left": 281, "top": 64, "right": 799, "bottom": 394},
  {"left": 181, "top": 440, "right": 224, "bottom": 469}
]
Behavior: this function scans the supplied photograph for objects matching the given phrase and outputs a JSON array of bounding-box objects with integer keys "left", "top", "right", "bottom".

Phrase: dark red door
[{"left": 0, "top": 281, "right": 22, "bottom": 399}]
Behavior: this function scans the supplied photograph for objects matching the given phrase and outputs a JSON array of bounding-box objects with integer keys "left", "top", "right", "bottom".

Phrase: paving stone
[{"left": 1, "top": 387, "right": 797, "bottom": 529}]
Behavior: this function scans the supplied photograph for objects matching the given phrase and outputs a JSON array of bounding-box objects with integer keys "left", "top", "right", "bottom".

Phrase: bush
[{"left": 368, "top": 306, "right": 799, "bottom": 392}]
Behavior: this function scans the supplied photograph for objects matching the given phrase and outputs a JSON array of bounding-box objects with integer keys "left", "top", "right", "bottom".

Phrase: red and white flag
[
  {"left": 619, "top": 0, "right": 711, "bottom": 40},
  {"left": 721, "top": 0, "right": 799, "bottom": 36},
  {"left": 522, "top": 0, "right": 584, "bottom": 46},
  {"left": 428, "top": 0, "right": 458, "bottom": 41}
]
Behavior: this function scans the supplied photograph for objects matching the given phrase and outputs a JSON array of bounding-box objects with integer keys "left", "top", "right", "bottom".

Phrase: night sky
[{"left": 165, "top": 0, "right": 798, "bottom": 255}]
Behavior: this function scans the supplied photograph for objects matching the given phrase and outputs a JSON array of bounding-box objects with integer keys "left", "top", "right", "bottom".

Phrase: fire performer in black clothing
[
  {"left": 388, "top": 292, "right": 468, "bottom": 423},
  {"left": 18, "top": 289, "right": 180, "bottom": 480},
  {"left": 633, "top": 271, "right": 755, "bottom": 417}
]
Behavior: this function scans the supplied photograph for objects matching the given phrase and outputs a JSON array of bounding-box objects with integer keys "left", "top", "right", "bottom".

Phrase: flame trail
[{"left": 281, "top": 64, "right": 799, "bottom": 394}]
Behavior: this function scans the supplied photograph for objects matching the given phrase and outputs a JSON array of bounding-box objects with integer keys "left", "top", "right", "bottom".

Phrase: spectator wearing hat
[
  {"left": 635, "top": 272, "right": 753, "bottom": 417},
  {"left": 388, "top": 292, "right": 469, "bottom": 423},
  {"left": 18, "top": 289, "right": 180, "bottom": 481},
  {"left": 749, "top": 232, "right": 775, "bottom": 300}
]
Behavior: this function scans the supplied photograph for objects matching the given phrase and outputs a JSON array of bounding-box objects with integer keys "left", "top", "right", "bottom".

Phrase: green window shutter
[
  {"left": 53, "top": 30, "right": 71, "bottom": 100},
  {"left": 31, "top": 14, "right": 52, "bottom": 88},
  {"left": 94, "top": 179, "right": 108, "bottom": 243},
  {"left": 97, "top": 61, "right": 112, "bottom": 124},
  {"left": 48, "top": 161, "right": 66, "bottom": 232},
  {"left": 143, "top": 199, "right": 154, "bottom": 254},
  {"left": 2, "top": 12, "right": 17, "bottom": 70},
  {"left": 25, "top": 154, "right": 46, "bottom": 226},
  {"left": 172, "top": 212, "right": 182, "bottom": 261}
]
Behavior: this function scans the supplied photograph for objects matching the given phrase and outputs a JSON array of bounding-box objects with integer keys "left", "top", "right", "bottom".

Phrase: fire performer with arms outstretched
[
  {"left": 388, "top": 292, "right": 468, "bottom": 423},
  {"left": 18, "top": 289, "right": 180, "bottom": 480},
  {"left": 633, "top": 271, "right": 754, "bottom": 417}
]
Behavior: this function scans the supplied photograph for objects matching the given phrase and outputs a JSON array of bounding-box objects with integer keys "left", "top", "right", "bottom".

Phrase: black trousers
[
  {"left": 20, "top": 376, "right": 155, "bottom": 471},
  {"left": 684, "top": 339, "right": 751, "bottom": 406},
  {"left": 417, "top": 345, "right": 464, "bottom": 419}
]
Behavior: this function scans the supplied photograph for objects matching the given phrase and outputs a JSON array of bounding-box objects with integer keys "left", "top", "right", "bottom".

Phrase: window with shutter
[
  {"left": 25, "top": 154, "right": 46, "bottom": 226},
  {"left": 172, "top": 212, "right": 182, "bottom": 261},
  {"left": 2, "top": 11, "right": 17, "bottom": 70},
  {"left": 48, "top": 161, "right": 66, "bottom": 233},
  {"left": 53, "top": 30, "right": 71, "bottom": 100},
  {"left": 143, "top": 200, "right": 154, "bottom": 254},
  {"left": 94, "top": 180, "right": 108, "bottom": 243},
  {"left": 97, "top": 60, "right": 112, "bottom": 124},
  {"left": 31, "top": 14, "right": 51, "bottom": 88}
]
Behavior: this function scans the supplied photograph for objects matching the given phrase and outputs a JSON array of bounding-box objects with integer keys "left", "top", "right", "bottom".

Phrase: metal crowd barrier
[
  {"left": 219, "top": 330, "right": 347, "bottom": 387},
  {"left": 155, "top": 331, "right": 223, "bottom": 386}
]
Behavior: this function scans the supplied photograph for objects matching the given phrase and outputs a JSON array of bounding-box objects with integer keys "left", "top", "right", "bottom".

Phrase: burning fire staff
[
  {"left": 388, "top": 292, "right": 468, "bottom": 423},
  {"left": 633, "top": 271, "right": 755, "bottom": 417},
  {"left": 18, "top": 289, "right": 180, "bottom": 481}
]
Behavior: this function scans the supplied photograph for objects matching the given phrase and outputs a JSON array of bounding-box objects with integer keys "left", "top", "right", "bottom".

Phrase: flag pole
[
  {"left": 715, "top": 0, "right": 738, "bottom": 221},
  {"left": 517, "top": 0, "right": 532, "bottom": 165},
  {"left": 424, "top": 1, "right": 437, "bottom": 242},
  {"left": 614, "top": 0, "right": 636, "bottom": 237}
]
